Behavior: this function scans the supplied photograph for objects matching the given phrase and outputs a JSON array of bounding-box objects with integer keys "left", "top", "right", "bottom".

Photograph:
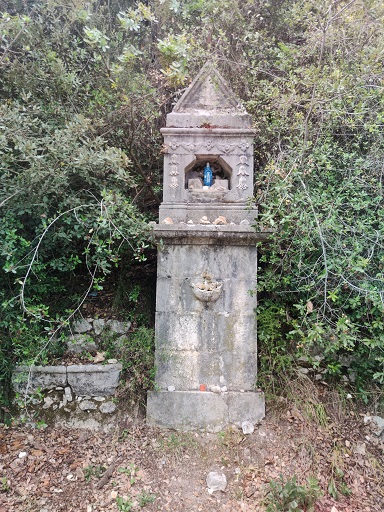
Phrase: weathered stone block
[
  {"left": 67, "top": 363, "right": 122, "bottom": 396},
  {"left": 147, "top": 391, "right": 228, "bottom": 431},
  {"left": 106, "top": 319, "right": 131, "bottom": 334},
  {"left": 93, "top": 318, "right": 106, "bottom": 335},
  {"left": 12, "top": 365, "right": 67, "bottom": 394},
  {"left": 67, "top": 334, "right": 97, "bottom": 354},
  {"left": 72, "top": 319, "right": 93, "bottom": 333},
  {"left": 147, "top": 390, "right": 265, "bottom": 431},
  {"left": 227, "top": 392, "right": 265, "bottom": 426}
]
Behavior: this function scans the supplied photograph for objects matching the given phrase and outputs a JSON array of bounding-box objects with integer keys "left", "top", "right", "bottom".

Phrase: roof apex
[{"left": 172, "top": 61, "right": 244, "bottom": 114}]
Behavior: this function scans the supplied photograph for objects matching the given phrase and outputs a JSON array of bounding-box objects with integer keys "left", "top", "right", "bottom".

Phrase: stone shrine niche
[
  {"left": 159, "top": 62, "right": 256, "bottom": 224},
  {"left": 185, "top": 155, "right": 231, "bottom": 203}
]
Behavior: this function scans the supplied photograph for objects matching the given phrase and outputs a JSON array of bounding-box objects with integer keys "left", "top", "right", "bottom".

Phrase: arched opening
[{"left": 185, "top": 155, "right": 232, "bottom": 190}]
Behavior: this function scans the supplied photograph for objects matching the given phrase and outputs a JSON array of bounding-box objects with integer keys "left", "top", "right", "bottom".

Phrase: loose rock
[
  {"left": 106, "top": 320, "right": 131, "bottom": 334},
  {"left": 93, "top": 319, "right": 105, "bottom": 335},
  {"left": 242, "top": 421, "right": 254, "bottom": 435},
  {"left": 67, "top": 334, "right": 97, "bottom": 354},
  {"left": 72, "top": 319, "right": 93, "bottom": 334},
  {"left": 79, "top": 400, "right": 97, "bottom": 411},
  {"left": 99, "top": 402, "right": 117, "bottom": 414},
  {"left": 206, "top": 471, "right": 227, "bottom": 492}
]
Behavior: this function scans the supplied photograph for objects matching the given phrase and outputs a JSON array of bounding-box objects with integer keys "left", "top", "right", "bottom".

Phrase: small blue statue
[{"left": 203, "top": 162, "right": 213, "bottom": 187}]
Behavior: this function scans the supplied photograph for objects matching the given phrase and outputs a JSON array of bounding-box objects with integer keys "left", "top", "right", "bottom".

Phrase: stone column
[{"left": 147, "top": 225, "right": 267, "bottom": 431}]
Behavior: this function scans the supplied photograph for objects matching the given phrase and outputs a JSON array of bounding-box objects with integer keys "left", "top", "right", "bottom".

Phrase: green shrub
[{"left": 264, "top": 475, "right": 322, "bottom": 512}]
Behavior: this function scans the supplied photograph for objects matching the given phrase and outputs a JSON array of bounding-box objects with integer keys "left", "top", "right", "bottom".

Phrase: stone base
[{"left": 146, "top": 390, "right": 265, "bottom": 432}]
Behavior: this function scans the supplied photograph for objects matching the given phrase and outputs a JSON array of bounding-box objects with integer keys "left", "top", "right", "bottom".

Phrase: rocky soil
[{"left": 1, "top": 380, "right": 383, "bottom": 512}]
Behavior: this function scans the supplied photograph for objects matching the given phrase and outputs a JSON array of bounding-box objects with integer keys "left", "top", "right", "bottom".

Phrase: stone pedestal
[{"left": 146, "top": 226, "right": 267, "bottom": 430}]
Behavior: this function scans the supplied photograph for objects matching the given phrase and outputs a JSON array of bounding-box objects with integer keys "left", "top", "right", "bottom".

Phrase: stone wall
[
  {"left": 12, "top": 363, "right": 122, "bottom": 428},
  {"left": 11, "top": 318, "right": 132, "bottom": 429}
]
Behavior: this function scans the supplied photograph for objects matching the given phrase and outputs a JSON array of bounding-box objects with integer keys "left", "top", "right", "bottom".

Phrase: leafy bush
[{"left": 264, "top": 475, "right": 322, "bottom": 512}]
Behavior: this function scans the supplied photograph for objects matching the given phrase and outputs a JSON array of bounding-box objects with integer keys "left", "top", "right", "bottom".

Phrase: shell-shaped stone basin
[{"left": 191, "top": 281, "right": 223, "bottom": 302}]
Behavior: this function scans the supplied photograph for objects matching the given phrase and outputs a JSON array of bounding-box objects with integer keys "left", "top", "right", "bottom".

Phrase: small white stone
[
  {"left": 64, "top": 387, "right": 73, "bottom": 402},
  {"left": 43, "top": 397, "right": 54, "bottom": 409},
  {"left": 220, "top": 386, "right": 228, "bottom": 393},
  {"left": 167, "top": 385, "right": 175, "bottom": 392},
  {"left": 210, "top": 385, "right": 221, "bottom": 393},
  {"left": 206, "top": 471, "right": 227, "bottom": 492},
  {"left": 18, "top": 452, "right": 27, "bottom": 458},
  {"left": 242, "top": 421, "right": 254, "bottom": 435},
  {"left": 93, "top": 352, "right": 105, "bottom": 363}
]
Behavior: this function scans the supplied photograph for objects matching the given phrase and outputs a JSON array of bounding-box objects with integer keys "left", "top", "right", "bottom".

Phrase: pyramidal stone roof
[{"left": 166, "top": 62, "right": 252, "bottom": 129}]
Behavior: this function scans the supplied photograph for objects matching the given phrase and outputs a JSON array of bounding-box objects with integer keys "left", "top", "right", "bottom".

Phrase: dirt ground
[{"left": 1, "top": 382, "right": 383, "bottom": 512}]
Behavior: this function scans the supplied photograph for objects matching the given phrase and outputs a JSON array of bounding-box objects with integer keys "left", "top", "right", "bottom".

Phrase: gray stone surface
[
  {"left": 72, "top": 319, "right": 93, "bottom": 333},
  {"left": 12, "top": 365, "right": 67, "bottom": 394},
  {"left": 64, "top": 386, "right": 73, "bottom": 402},
  {"left": 79, "top": 400, "right": 97, "bottom": 411},
  {"left": 147, "top": 391, "right": 227, "bottom": 431},
  {"left": 67, "top": 363, "right": 122, "bottom": 396},
  {"left": 99, "top": 401, "right": 117, "bottom": 414},
  {"left": 67, "top": 334, "right": 97, "bottom": 354},
  {"left": 153, "top": 238, "right": 259, "bottom": 393},
  {"left": 106, "top": 320, "right": 131, "bottom": 334},
  {"left": 227, "top": 392, "right": 265, "bottom": 426},
  {"left": 168, "top": 62, "right": 251, "bottom": 129},
  {"left": 147, "top": 391, "right": 265, "bottom": 431},
  {"left": 93, "top": 319, "right": 106, "bottom": 335},
  {"left": 369, "top": 416, "right": 384, "bottom": 437}
]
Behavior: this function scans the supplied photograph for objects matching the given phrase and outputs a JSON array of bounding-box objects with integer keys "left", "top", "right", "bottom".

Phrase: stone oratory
[{"left": 147, "top": 62, "right": 267, "bottom": 431}]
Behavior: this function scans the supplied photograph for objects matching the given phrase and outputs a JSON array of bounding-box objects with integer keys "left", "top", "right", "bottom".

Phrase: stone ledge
[
  {"left": 12, "top": 363, "right": 122, "bottom": 396},
  {"left": 146, "top": 390, "right": 265, "bottom": 432},
  {"left": 153, "top": 225, "right": 271, "bottom": 245},
  {"left": 161, "top": 127, "right": 255, "bottom": 135}
]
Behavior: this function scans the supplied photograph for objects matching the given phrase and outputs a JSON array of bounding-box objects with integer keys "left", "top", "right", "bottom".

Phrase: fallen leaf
[{"left": 31, "top": 449, "right": 44, "bottom": 457}]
